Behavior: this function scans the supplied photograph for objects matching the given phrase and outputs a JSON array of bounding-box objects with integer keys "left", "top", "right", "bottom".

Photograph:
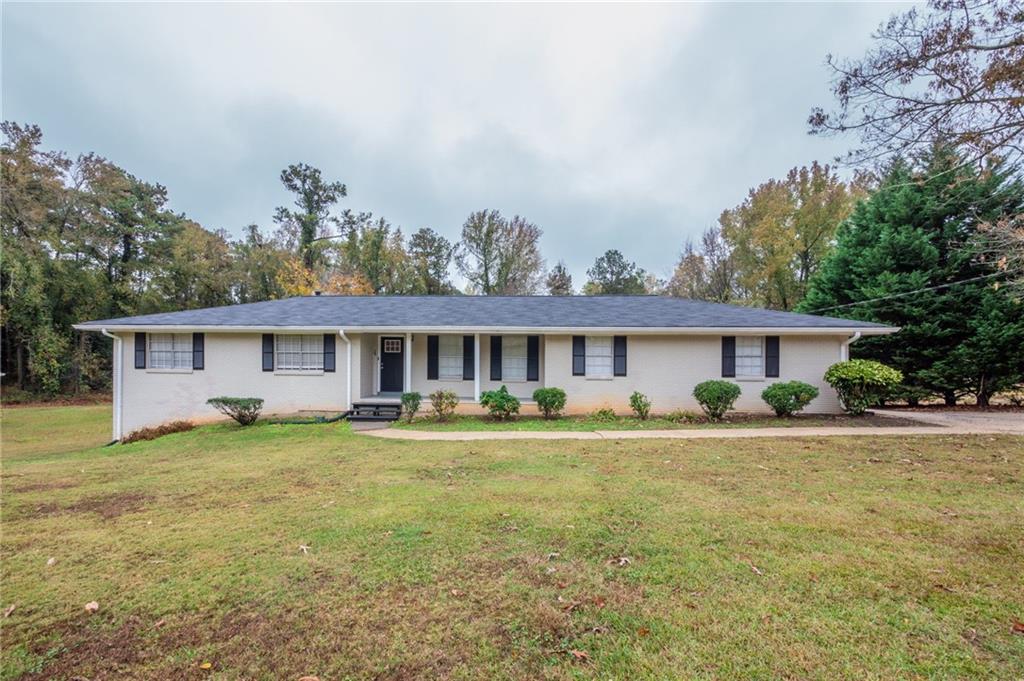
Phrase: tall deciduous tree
[
  {"left": 584, "top": 250, "right": 647, "bottom": 295},
  {"left": 719, "top": 162, "right": 863, "bottom": 310},
  {"left": 799, "top": 147, "right": 1024, "bottom": 405},
  {"left": 408, "top": 227, "right": 457, "bottom": 294},
  {"left": 666, "top": 226, "right": 737, "bottom": 302},
  {"left": 457, "top": 210, "right": 544, "bottom": 294},
  {"left": 546, "top": 261, "right": 574, "bottom": 295},
  {"left": 273, "top": 163, "right": 346, "bottom": 271}
]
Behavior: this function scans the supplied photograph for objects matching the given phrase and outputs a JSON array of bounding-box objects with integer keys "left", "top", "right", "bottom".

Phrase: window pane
[
  {"left": 585, "top": 336, "right": 612, "bottom": 377},
  {"left": 736, "top": 336, "right": 763, "bottom": 376},
  {"left": 149, "top": 333, "right": 191, "bottom": 369},
  {"left": 502, "top": 335, "right": 527, "bottom": 381},
  {"left": 276, "top": 335, "right": 323, "bottom": 370},
  {"left": 439, "top": 335, "right": 463, "bottom": 380}
]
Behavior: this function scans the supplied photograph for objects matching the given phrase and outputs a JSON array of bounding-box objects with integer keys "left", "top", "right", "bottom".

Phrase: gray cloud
[{"left": 2, "top": 2, "right": 910, "bottom": 286}]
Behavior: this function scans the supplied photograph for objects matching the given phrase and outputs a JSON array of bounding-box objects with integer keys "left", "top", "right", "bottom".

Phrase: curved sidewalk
[{"left": 361, "top": 411, "right": 1023, "bottom": 441}]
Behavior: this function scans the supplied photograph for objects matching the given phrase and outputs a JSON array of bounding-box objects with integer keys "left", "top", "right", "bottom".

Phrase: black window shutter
[
  {"left": 192, "top": 333, "right": 205, "bottom": 370},
  {"left": 323, "top": 333, "right": 336, "bottom": 372},
  {"left": 262, "top": 334, "right": 274, "bottom": 372},
  {"left": 134, "top": 332, "right": 146, "bottom": 369},
  {"left": 572, "top": 336, "right": 586, "bottom": 376},
  {"left": 427, "top": 335, "right": 439, "bottom": 380},
  {"left": 721, "top": 336, "right": 736, "bottom": 377},
  {"left": 462, "top": 335, "right": 474, "bottom": 381},
  {"left": 765, "top": 336, "right": 780, "bottom": 377},
  {"left": 613, "top": 336, "right": 627, "bottom": 376},
  {"left": 490, "top": 336, "right": 502, "bottom": 381},
  {"left": 526, "top": 335, "right": 540, "bottom": 381}
]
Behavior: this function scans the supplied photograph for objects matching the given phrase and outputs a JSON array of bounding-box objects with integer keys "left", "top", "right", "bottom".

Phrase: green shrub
[
  {"left": 429, "top": 389, "right": 459, "bottom": 421},
  {"left": 207, "top": 397, "right": 264, "bottom": 426},
  {"left": 533, "top": 387, "right": 567, "bottom": 419},
  {"left": 692, "top": 380, "right": 741, "bottom": 420},
  {"left": 760, "top": 381, "right": 819, "bottom": 417},
  {"left": 479, "top": 385, "right": 521, "bottom": 419},
  {"left": 824, "top": 360, "right": 903, "bottom": 415},
  {"left": 123, "top": 420, "right": 195, "bottom": 444},
  {"left": 665, "top": 408, "right": 702, "bottom": 424},
  {"left": 628, "top": 391, "right": 652, "bottom": 420},
  {"left": 400, "top": 392, "right": 422, "bottom": 421},
  {"left": 589, "top": 407, "right": 617, "bottom": 422}
]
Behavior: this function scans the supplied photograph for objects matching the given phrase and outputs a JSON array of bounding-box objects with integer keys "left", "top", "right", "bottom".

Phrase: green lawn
[
  {"left": 2, "top": 405, "right": 1022, "bottom": 680},
  {"left": 393, "top": 412, "right": 919, "bottom": 431}
]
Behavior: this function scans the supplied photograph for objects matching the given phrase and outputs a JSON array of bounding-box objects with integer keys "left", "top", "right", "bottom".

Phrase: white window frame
[
  {"left": 501, "top": 335, "right": 528, "bottom": 382},
  {"left": 438, "top": 335, "right": 464, "bottom": 380},
  {"left": 735, "top": 335, "right": 765, "bottom": 379},
  {"left": 148, "top": 333, "right": 192, "bottom": 372},
  {"left": 585, "top": 335, "right": 613, "bottom": 379},
  {"left": 275, "top": 334, "right": 324, "bottom": 373}
]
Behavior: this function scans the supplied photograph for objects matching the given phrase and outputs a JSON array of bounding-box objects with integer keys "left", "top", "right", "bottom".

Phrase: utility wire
[{"left": 805, "top": 272, "right": 1004, "bottom": 314}]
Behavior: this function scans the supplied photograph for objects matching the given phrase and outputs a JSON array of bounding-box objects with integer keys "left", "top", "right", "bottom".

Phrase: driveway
[{"left": 362, "top": 409, "right": 1023, "bottom": 441}]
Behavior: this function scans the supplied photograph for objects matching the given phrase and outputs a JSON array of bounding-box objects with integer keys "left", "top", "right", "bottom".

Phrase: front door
[{"left": 380, "top": 336, "right": 404, "bottom": 393}]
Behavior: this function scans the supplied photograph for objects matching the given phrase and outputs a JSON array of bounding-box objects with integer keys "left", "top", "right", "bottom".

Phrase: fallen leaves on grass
[
  {"left": 1012, "top": 619, "right": 1024, "bottom": 635},
  {"left": 84, "top": 601, "right": 99, "bottom": 613},
  {"left": 3, "top": 604, "right": 15, "bottom": 618},
  {"left": 568, "top": 649, "right": 591, "bottom": 662},
  {"left": 607, "top": 556, "right": 632, "bottom": 567},
  {"left": 298, "top": 544, "right": 311, "bottom": 554}
]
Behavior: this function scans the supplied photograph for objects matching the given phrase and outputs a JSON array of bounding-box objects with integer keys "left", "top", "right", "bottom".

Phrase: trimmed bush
[
  {"left": 589, "top": 407, "right": 617, "bottom": 422},
  {"left": 824, "top": 360, "right": 903, "bottom": 415},
  {"left": 761, "top": 381, "right": 819, "bottom": 417},
  {"left": 429, "top": 389, "right": 459, "bottom": 421},
  {"left": 122, "top": 420, "right": 195, "bottom": 444},
  {"left": 479, "top": 385, "right": 521, "bottom": 419},
  {"left": 533, "top": 387, "right": 567, "bottom": 419},
  {"left": 692, "top": 380, "right": 741, "bottom": 420},
  {"left": 207, "top": 397, "right": 264, "bottom": 426},
  {"left": 628, "top": 391, "right": 652, "bottom": 420},
  {"left": 400, "top": 392, "right": 422, "bottom": 422}
]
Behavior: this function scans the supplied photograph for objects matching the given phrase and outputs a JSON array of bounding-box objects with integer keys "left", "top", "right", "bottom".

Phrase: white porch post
[
  {"left": 404, "top": 332, "right": 412, "bottom": 393},
  {"left": 474, "top": 333, "right": 481, "bottom": 402}
]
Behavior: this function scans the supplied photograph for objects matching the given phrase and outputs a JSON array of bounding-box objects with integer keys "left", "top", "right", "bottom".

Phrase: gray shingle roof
[{"left": 76, "top": 295, "right": 895, "bottom": 331}]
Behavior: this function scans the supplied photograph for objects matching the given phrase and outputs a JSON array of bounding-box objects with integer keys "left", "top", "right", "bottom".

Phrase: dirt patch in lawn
[
  {"left": 9, "top": 479, "right": 80, "bottom": 494},
  {"left": 18, "top": 492, "right": 152, "bottom": 521}
]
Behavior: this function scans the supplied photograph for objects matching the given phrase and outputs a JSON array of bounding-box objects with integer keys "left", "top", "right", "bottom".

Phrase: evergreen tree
[
  {"left": 584, "top": 250, "right": 646, "bottom": 295},
  {"left": 799, "top": 147, "right": 1024, "bottom": 405}
]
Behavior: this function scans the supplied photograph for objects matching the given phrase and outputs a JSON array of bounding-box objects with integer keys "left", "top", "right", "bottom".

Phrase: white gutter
[
  {"left": 338, "top": 329, "right": 352, "bottom": 410},
  {"left": 77, "top": 324, "right": 900, "bottom": 336},
  {"left": 100, "top": 329, "right": 122, "bottom": 441},
  {"left": 840, "top": 331, "right": 862, "bottom": 361}
]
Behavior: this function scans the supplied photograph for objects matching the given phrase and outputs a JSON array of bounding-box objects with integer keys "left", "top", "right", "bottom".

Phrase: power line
[{"left": 805, "top": 272, "right": 1004, "bottom": 314}]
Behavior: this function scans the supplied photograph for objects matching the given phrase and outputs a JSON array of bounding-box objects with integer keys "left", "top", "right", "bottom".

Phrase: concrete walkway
[{"left": 363, "top": 409, "right": 1023, "bottom": 441}]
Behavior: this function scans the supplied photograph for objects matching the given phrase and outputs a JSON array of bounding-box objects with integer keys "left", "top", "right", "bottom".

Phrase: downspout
[
  {"left": 338, "top": 329, "right": 352, "bottom": 410},
  {"left": 100, "top": 329, "right": 122, "bottom": 442},
  {"left": 840, "top": 331, "right": 861, "bottom": 362}
]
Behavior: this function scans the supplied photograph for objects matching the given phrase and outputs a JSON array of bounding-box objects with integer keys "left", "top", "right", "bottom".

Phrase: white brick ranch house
[{"left": 75, "top": 295, "right": 898, "bottom": 439}]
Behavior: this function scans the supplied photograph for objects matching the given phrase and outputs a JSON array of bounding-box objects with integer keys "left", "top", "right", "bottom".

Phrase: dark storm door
[{"left": 380, "top": 336, "right": 404, "bottom": 392}]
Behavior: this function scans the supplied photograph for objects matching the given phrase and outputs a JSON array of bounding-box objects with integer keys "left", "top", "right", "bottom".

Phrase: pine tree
[{"left": 799, "top": 147, "right": 1024, "bottom": 405}]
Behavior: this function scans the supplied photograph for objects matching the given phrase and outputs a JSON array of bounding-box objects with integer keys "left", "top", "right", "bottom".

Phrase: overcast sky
[{"left": 3, "top": 2, "right": 908, "bottom": 286}]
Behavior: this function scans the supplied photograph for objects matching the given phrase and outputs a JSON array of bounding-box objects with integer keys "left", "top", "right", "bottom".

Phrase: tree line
[{"left": 3, "top": 0, "right": 1023, "bottom": 403}]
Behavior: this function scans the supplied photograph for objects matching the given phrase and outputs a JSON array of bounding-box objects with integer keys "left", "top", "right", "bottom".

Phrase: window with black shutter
[
  {"left": 323, "top": 333, "right": 336, "bottom": 372},
  {"left": 490, "top": 336, "right": 502, "bottom": 381},
  {"left": 192, "top": 333, "right": 205, "bottom": 370},
  {"left": 721, "top": 336, "right": 736, "bottom": 378},
  {"left": 765, "top": 336, "right": 780, "bottom": 378},
  {"left": 613, "top": 336, "right": 627, "bottom": 376},
  {"left": 572, "top": 336, "right": 585, "bottom": 376},
  {"left": 262, "top": 334, "right": 274, "bottom": 372},
  {"left": 462, "top": 335, "right": 475, "bottom": 380},
  {"left": 134, "top": 332, "right": 147, "bottom": 369},
  {"left": 526, "top": 335, "right": 539, "bottom": 381},
  {"left": 426, "top": 335, "right": 439, "bottom": 380}
]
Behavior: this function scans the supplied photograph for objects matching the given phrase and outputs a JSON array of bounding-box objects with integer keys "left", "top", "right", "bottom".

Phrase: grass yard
[
  {"left": 2, "top": 405, "right": 1023, "bottom": 680},
  {"left": 393, "top": 412, "right": 919, "bottom": 431}
]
